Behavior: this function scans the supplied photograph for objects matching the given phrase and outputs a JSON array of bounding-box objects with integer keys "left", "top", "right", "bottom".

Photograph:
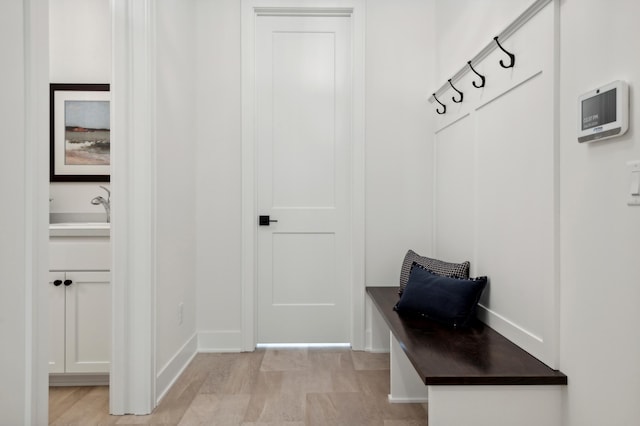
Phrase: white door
[
  {"left": 256, "top": 15, "right": 352, "bottom": 344},
  {"left": 65, "top": 271, "right": 111, "bottom": 373}
]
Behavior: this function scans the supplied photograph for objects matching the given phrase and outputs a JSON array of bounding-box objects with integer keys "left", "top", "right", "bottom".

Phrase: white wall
[
  {"left": 49, "top": 0, "right": 111, "bottom": 215},
  {"left": 559, "top": 1, "right": 640, "bottom": 424},
  {"left": 0, "top": 0, "right": 49, "bottom": 424},
  {"left": 433, "top": 0, "right": 557, "bottom": 366},
  {"left": 365, "top": 0, "right": 435, "bottom": 285},
  {"left": 49, "top": 0, "right": 110, "bottom": 84},
  {"left": 195, "top": 0, "right": 436, "bottom": 350},
  {"left": 433, "top": 0, "right": 640, "bottom": 424},
  {"left": 0, "top": 3, "right": 28, "bottom": 423},
  {"left": 194, "top": 0, "right": 244, "bottom": 350},
  {"left": 154, "top": 0, "right": 198, "bottom": 396}
]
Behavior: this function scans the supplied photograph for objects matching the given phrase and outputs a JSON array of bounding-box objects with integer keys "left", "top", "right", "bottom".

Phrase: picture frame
[{"left": 50, "top": 83, "right": 111, "bottom": 182}]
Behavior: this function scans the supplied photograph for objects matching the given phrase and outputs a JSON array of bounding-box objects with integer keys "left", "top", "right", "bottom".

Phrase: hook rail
[{"left": 428, "top": 0, "right": 550, "bottom": 110}]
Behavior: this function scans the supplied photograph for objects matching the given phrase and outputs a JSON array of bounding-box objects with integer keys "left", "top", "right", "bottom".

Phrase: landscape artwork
[
  {"left": 64, "top": 100, "right": 110, "bottom": 166},
  {"left": 50, "top": 83, "right": 110, "bottom": 182}
]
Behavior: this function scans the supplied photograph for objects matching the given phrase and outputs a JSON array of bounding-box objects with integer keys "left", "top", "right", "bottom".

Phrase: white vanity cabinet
[{"left": 49, "top": 234, "right": 111, "bottom": 380}]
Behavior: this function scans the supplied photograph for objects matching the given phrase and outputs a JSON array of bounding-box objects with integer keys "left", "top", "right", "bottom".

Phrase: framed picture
[{"left": 50, "top": 83, "right": 110, "bottom": 182}]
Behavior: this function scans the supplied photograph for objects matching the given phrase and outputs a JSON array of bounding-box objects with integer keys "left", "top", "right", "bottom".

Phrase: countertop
[{"left": 49, "top": 222, "right": 110, "bottom": 237}]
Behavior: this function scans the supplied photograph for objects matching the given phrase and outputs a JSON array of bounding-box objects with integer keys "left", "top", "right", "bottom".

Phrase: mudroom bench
[{"left": 366, "top": 286, "right": 567, "bottom": 426}]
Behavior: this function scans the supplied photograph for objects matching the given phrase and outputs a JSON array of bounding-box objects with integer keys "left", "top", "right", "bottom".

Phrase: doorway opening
[{"left": 47, "top": 0, "right": 113, "bottom": 420}]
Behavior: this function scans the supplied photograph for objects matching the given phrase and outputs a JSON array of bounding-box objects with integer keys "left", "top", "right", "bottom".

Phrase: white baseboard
[
  {"left": 388, "top": 394, "right": 428, "bottom": 404},
  {"left": 156, "top": 333, "right": 198, "bottom": 404},
  {"left": 197, "top": 330, "right": 243, "bottom": 353},
  {"left": 366, "top": 347, "right": 391, "bottom": 353},
  {"left": 49, "top": 373, "right": 109, "bottom": 387}
]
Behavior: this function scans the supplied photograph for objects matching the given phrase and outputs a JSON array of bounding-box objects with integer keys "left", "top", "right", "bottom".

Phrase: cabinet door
[
  {"left": 64, "top": 271, "right": 111, "bottom": 373},
  {"left": 48, "top": 273, "right": 66, "bottom": 374}
]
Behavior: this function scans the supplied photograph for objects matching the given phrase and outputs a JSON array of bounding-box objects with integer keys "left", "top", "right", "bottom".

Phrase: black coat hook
[
  {"left": 448, "top": 79, "right": 463, "bottom": 103},
  {"left": 467, "top": 61, "right": 486, "bottom": 88},
  {"left": 494, "top": 36, "right": 515, "bottom": 68},
  {"left": 432, "top": 93, "right": 446, "bottom": 114}
]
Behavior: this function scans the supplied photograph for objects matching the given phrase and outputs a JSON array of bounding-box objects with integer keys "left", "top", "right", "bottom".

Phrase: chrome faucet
[{"left": 91, "top": 185, "right": 111, "bottom": 223}]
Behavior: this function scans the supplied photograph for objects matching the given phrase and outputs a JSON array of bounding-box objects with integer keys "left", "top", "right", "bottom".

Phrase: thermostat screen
[{"left": 582, "top": 88, "right": 617, "bottom": 130}]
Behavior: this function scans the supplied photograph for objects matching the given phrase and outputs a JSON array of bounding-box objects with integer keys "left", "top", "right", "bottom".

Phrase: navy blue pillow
[{"left": 394, "top": 262, "right": 487, "bottom": 328}]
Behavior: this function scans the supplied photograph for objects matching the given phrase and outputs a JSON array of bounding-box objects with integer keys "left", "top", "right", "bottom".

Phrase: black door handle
[
  {"left": 259, "top": 215, "right": 278, "bottom": 226},
  {"left": 53, "top": 280, "right": 62, "bottom": 286},
  {"left": 64, "top": 279, "right": 72, "bottom": 286}
]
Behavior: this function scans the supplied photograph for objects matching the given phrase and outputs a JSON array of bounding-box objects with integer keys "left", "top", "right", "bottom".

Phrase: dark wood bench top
[{"left": 367, "top": 286, "right": 567, "bottom": 386}]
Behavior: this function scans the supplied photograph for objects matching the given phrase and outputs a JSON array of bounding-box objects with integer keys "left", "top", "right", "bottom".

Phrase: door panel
[
  {"left": 272, "top": 232, "right": 336, "bottom": 305},
  {"left": 65, "top": 271, "right": 111, "bottom": 373},
  {"left": 272, "top": 31, "right": 336, "bottom": 208},
  {"left": 256, "top": 15, "right": 351, "bottom": 344}
]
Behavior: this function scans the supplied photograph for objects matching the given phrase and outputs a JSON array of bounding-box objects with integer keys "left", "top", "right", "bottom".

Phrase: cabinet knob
[
  {"left": 53, "top": 280, "right": 62, "bottom": 286},
  {"left": 64, "top": 279, "right": 72, "bottom": 286}
]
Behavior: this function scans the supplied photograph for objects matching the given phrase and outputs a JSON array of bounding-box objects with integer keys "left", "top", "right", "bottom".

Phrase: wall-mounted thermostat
[{"left": 578, "top": 80, "right": 629, "bottom": 143}]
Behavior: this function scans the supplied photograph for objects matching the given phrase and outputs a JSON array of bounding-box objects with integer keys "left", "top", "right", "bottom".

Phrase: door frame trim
[
  {"left": 240, "top": 0, "right": 366, "bottom": 351},
  {"left": 25, "top": 0, "right": 50, "bottom": 422},
  {"left": 110, "top": 0, "right": 156, "bottom": 414},
  {"left": 30, "top": 0, "right": 157, "bottom": 417}
]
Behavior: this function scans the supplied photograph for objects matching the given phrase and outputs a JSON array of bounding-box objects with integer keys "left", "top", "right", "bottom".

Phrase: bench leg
[
  {"left": 428, "top": 385, "right": 563, "bottom": 426},
  {"left": 389, "top": 332, "right": 429, "bottom": 403}
]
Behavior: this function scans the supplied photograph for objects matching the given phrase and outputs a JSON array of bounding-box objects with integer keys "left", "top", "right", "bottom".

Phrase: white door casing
[
  {"left": 256, "top": 15, "right": 351, "bottom": 343},
  {"left": 241, "top": 0, "right": 366, "bottom": 351},
  {"left": 111, "top": 0, "right": 156, "bottom": 414},
  {"left": 25, "top": 0, "right": 154, "bottom": 418}
]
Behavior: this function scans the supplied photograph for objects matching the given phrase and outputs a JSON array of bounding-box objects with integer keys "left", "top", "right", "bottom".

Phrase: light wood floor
[{"left": 49, "top": 348, "right": 428, "bottom": 425}]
